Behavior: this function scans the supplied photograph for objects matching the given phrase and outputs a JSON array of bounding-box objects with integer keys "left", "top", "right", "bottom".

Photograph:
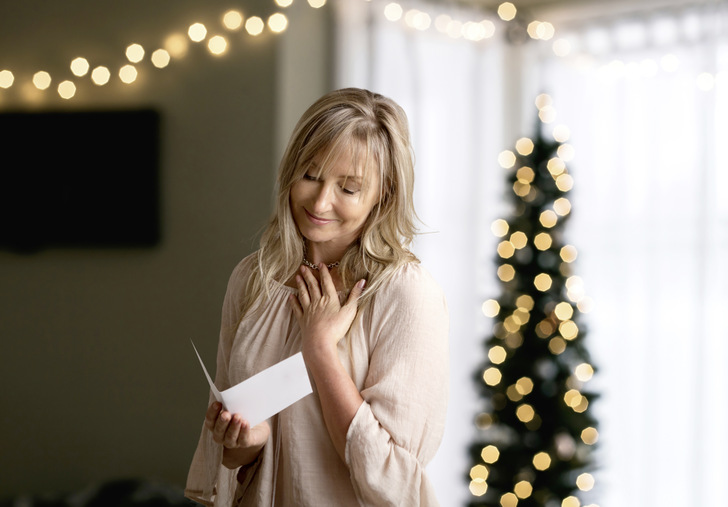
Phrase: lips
[{"left": 304, "top": 208, "right": 335, "bottom": 225}]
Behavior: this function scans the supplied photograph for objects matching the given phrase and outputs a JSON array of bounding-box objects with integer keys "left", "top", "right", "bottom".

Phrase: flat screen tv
[{"left": 0, "top": 109, "right": 161, "bottom": 252}]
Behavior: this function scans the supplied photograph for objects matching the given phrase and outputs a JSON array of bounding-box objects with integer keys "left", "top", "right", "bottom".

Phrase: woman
[{"left": 185, "top": 88, "right": 449, "bottom": 506}]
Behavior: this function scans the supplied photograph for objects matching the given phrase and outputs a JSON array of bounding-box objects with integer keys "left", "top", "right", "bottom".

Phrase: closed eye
[{"left": 302, "top": 173, "right": 320, "bottom": 182}]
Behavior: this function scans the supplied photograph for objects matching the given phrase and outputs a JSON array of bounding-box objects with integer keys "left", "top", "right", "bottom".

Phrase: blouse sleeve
[
  {"left": 185, "top": 255, "right": 256, "bottom": 506},
  {"left": 345, "top": 264, "right": 449, "bottom": 507}
]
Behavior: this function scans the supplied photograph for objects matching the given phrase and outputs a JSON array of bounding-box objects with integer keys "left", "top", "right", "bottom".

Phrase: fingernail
[{"left": 358, "top": 279, "right": 367, "bottom": 289}]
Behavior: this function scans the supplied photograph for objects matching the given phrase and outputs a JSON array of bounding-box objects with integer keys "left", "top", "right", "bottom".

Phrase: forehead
[{"left": 309, "top": 143, "right": 377, "bottom": 182}]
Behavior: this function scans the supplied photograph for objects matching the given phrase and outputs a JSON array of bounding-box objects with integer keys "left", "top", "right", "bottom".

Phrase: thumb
[{"left": 346, "top": 279, "right": 366, "bottom": 307}]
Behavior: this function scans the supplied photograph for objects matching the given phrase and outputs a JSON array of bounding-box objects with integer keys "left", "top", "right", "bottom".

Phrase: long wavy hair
[{"left": 240, "top": 88, "right": 419, "bottom": 318}]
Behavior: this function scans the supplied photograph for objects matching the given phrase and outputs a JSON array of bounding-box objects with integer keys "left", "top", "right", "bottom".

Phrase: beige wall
[{"left": 0, "top": 0, "right": 328, "bottom": 496}]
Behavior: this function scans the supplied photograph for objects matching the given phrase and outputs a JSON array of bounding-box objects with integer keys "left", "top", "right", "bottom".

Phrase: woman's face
[{"left": 290, "top": 148, "right": 380, "bottom": 259}]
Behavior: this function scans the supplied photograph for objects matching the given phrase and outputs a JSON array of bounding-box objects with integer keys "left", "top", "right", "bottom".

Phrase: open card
[{"left": 191, "top": 341, "right": 313, "bottom": 427}]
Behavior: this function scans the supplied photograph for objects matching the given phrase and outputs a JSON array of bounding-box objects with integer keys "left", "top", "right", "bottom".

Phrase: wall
[{"left": 0, "top": 0, "right": 327, "bottom": 496}]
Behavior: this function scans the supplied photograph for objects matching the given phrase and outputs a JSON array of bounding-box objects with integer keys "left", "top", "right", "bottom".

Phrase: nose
[{"left": 311, "top": 183, "right": 334, "bottom": 214}]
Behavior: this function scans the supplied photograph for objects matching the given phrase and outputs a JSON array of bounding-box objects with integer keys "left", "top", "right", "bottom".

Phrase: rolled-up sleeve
[{"left": 345, "top": 265, "right": 449, "bottom": 506}]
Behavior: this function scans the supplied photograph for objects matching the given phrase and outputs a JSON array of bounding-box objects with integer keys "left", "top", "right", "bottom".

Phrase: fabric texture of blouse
[{"left": 185, "top": 253, "right": 449, "bottom": 506}]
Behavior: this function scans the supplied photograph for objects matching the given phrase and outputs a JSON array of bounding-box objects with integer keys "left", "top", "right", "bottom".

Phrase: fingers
[
  {"left": 222, "top": 414, "right": 243, "bottom": 448},
  {"left": 318, "top": 263, "right": 338, "bottom": 296},
  {"left": 204, "top": 401, "right": 223, "bottom": 431},
  {"left": 294, "top": 273, "right": 310, "bottom": 307},
  {"left": 299, "top": 265, "right": 322, "bottom": 300}
]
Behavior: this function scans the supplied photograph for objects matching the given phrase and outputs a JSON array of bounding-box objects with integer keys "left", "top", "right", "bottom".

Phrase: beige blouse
[{"left": 185, "top": 253, "right": 449, "bottom": 506}]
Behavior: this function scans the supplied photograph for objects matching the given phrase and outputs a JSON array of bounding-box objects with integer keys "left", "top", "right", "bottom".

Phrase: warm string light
[{"left": 0, "top": 2, "right": 298, "bottom": 104}]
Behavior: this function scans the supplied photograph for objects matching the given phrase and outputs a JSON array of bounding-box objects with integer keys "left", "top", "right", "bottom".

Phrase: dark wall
[{"left": 0, "top": 0, "right": 283, "bottom": 496}]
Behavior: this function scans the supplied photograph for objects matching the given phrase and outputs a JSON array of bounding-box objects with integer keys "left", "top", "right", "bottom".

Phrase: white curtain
[
  {"left": 531, "top": 3, "right": 728, "bottom": 506},
  {"left": 335, "top": 1, "right": 728, "bottom": 506}
]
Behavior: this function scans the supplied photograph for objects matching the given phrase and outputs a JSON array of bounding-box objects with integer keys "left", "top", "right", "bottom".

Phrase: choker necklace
[{"left": 302, "top": 257, "right": 339, "bottom": 270}]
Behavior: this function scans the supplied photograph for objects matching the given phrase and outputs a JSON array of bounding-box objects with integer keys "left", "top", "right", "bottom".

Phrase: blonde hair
[{"left": 240, "top": 88, "right": 418, "bottom": 318}]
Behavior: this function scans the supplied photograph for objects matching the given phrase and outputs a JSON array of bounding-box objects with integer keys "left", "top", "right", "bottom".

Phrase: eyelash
[{"left": 302, "top": 173, "right": 358, "bottom": 195}]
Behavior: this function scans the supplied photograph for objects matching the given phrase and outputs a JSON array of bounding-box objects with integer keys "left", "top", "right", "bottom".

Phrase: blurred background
[{"left": 0, "top": 0, "right": 725, "bottom": 506}]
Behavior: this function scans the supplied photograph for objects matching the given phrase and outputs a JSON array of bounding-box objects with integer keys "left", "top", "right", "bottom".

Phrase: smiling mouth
[{"left": 304, "top": 209, "right": 335, "bottom": 225}]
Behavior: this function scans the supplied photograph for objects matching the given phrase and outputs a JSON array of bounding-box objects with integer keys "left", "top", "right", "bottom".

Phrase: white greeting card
[{"left": 191, "top": 341, "right": 313, "bottom": 427}]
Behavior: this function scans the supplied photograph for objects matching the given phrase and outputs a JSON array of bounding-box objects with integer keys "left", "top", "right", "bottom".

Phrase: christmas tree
[{"left": 467, "top": 96, "right": 599, "bottom": 507}]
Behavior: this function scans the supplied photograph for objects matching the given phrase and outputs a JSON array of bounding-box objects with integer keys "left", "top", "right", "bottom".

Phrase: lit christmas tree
[{"left": 467, "top": 96, "right": 599, "bottom": 507}]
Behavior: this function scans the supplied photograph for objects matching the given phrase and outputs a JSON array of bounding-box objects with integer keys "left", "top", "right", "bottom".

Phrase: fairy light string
[{"left": 0, "top": 1, "right": 719, "bottom": 105}]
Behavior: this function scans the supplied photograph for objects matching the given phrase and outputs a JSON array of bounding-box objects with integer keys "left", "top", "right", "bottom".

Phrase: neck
[{"left": 303, "top": 241, "right": 344, "bottom": 269}]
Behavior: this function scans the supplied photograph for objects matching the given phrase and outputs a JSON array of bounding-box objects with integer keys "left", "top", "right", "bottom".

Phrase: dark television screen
[{"left": 0, "top": 109, "right": 161, "bottom": 252}]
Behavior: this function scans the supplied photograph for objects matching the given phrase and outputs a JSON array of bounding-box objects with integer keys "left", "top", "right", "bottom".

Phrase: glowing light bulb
[
  {"left": 498, "top": 150, "right": 516, "bottom": 168},
  {"left": 469, "top": 480, "right": 487, "bottom": 496},
  {"left": 553, "top": 197, "right": 572, "bottom": 216},
  {"left": 245, "top": 16, "right": 265, "bottom": 36},
  {"left": 516, "top": 166, "right": 535, "bottom": 183},
  {"left": 481, "top": 445, "right": 499, "bottom": 463},
  {"left": 533, "top": 452, "right": 551, "bottom": 470},
  {"left": 553, "top": 124, "right": 571, "bottom": 142},
  {"left": 119, "top": 64, "right": 138, "bottom": 84},
  {"left": 534, "top": 273, "right": 553, "bottom": 291},
  {"left": 557, "top": 143, "right": 575, "bottom": 161},
  {"left": 556, "top": 173, "right": 574, "bottom": 191},
  {"left": 497, "top": 241, "right": 516, "bottom": 259},
  {"left": 483, "top": 367, "right": 502, "bottom": 386},
  {"left": 549, "top": 337, "right": 566, "bottom": 354},
  {"left": 70, "top": 57, "right": 89, "bottom": 77},
  {"left": 516, "top": 403, "right": 535, "bottom": 422},
  {"left": 481, "top": 20, "right": 496, "bottom": 38},
  {"left": 515, "top": 137, "right": 534, "bottom": 155},
  {"left": 547, "top": 157, "right": 566, "bottom": 176},
  {"left": 501, "top": 492, "right": 518, "bottom": 507},
  {"left": 491, "top": 219, "right": 509, "bottom": 237},
  {"left": 57, "top": 80, "right": 76, "bottom": 99},
  {"left": 497, "top": 264, "right": 516, "bottom": 282},
  {"left": 562, "top": 496, "right": 581, "bottom": 507},
  {"left": 576, "top": 473, "right": 595, "bottom": 491},
  {"left": 223, "top": 10, "right": 244, "bottom": 30},
  {"left": 581, "top": 426, "right": 599, "bottom": 444},
  {"left": 540, "top": 210, "right": 558, "bottom": 228},
  {"left": 510, "top": 231, "right": 527, "bottom": 249},
  {"left": 151, "top": 49, "right": 171, "bottom": 68},
  {"left": 207, "top": 35, "right": 228, "bottom": 55},
  {"left": 188, "top": 23, "right": 207, "bottom": 42},
  {"left": 308, "top": 0, "right": 326, "bottom": 7},
  {"left": 126, "top": 43, "right": 145, "bottom": 63},
  {"left": 470, "top": 464, "right": 489, "bottom": 481},
  {"left": 535, "top": 93, "right": 553, "bottom": 109},
  {"left": 534, "top": 233, "right": 553, "bottom": 251},
  {"left": 488, "top": 346, "right": 507, "bottom": 364},
  {"left": 516, "top": 377, "right": 534, "bottom": 394},
  {"left": 268, "top": 13, "right": 288, "bottom": 33},
  {"left": 497, "top": 2, "right": 517, "bottom": 21},
  {"left": 482, "top": 299, "right": 500, "bottom": 318},
  {"left": 560, "top": 245, "right": 578, "bottom": 262},
  {"left": 575, "top": 363, "right": 594, "bottom": 382},
  {"left": 164, "top": 34, "right": 189, "bottom": 58},
  {"left": 514, "top": 480, "right": 533, "bottom": 499},
  {"left": 384, "top": 3, "right": 403, "bottom": 21},
  {"left": 275, "top": 0, "right": 293, "bottom": 6},
  {"left": 91, "top": 66, "right": 110, "bottom": 85},
  {"left": 554, "top": 302, "right": 574, "bottom": 320},
  {"left": 559, "top": 320, "right": 579, "bottom": 340},
  {"left": 32, "top": 71, "right": 52, "bottom": 90},
  {"left": 0, "top": 69, "right": 14, "bottom": 88},
  {"left": 516, "top": 295, "right": 534, "bottom": 310}
]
